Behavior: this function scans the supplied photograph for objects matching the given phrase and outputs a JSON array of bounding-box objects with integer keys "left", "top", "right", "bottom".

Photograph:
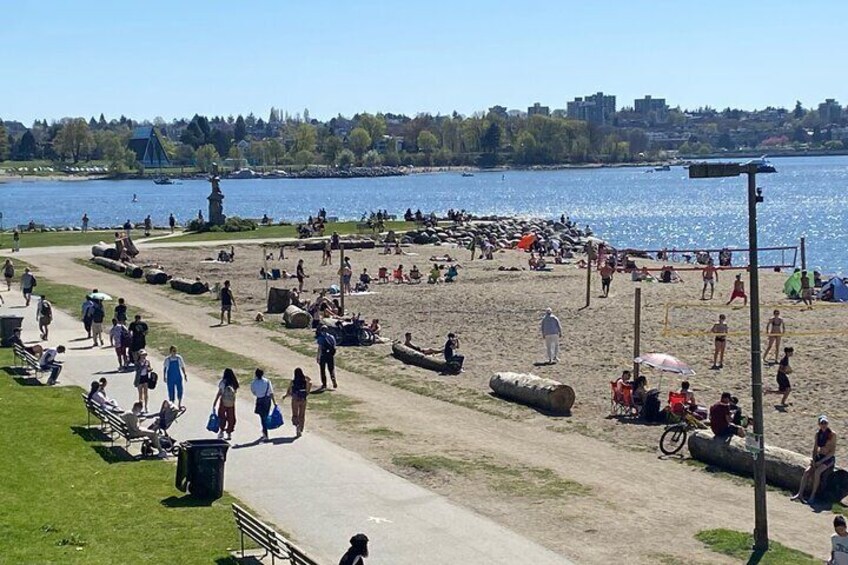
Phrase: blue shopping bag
[
  {"left": 206, "top": 410, "right": 220, "bottom": 433},
  {"left": 266, "top": 405, "right": 284, "bottom": 430}
]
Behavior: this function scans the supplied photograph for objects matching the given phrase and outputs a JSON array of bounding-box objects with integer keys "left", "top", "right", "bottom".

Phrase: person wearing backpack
[
  {"left": 109, "top": 318, "right": 130, "bottom": 370},
  {"left": 91, "top": 299, "right": 106, "bottom": 346},
  {"left": 315, "top": 326, "right": 337, "bottom": 390},
  {"left": 213, "top": 368, "right": 240, "bottom": 440},
  {"left": 37, "top": 295, "right": 53, "bottom": 341},
  {"left": 3, "top": 259, "right": 13, "bottom": 291}
]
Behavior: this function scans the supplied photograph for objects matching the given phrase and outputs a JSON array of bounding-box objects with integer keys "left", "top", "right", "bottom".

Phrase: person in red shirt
[{"left": 709, "top": 392, "right": 746, "bottom": 439}]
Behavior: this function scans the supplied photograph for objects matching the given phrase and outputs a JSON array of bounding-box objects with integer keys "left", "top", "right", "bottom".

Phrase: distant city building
[
  {"left": 527, "top": 102, "right": 550, "bottom": 117},
  {"left": 127, "top": 126, "right": 171, "bottom": 167},
  {"left": 567, "top": 92, "right": 616, "bottom": 125},
  {"left": 634, "top": 95, "right": 669, "bottom": 124},
  {"left": 818, "top": 98, "right": 843, "bottom": 124}
]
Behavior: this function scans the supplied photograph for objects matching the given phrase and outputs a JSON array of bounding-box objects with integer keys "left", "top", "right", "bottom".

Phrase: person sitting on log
[
  {"left": 442, "top": 332, "right": 464, "bottom": 373},
  {"left": 403, "top": 332, "right": 440, "bottom": 355},
  {"left": 709, "top": 392, "right": 746, "bottom": 440},
  {"left": 791, "top": 415, "right": 837, "bottom": 505}
]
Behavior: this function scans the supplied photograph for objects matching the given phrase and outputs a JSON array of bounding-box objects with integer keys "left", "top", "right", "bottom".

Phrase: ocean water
[{"left": 2, "top": 156, "right": 847, "bottom": 272}]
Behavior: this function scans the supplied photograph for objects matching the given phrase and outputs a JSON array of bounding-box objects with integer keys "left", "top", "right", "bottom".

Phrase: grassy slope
[
  {"left": 0, "top": 349, "right": 240, "bottom": 564},
  {"left": 0, "top": 230, "right": 119, "bottom": 248},
  {"left": 695, "top": 529, "right": 818, "bottom": 564},
  {"left": 167, "top": 220, "right": 415, "bottom": 243}
]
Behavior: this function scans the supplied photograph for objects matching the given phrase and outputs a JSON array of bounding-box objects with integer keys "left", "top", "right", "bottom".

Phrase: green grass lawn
[
  {"left": 695, "top": 529, "right": 819, "bottom": 564},
  {"left": 168, "top": 220, "right": 416, "bottom": 243},
  {"left": 0, "top": 230, "right": 122, "bottom": 249},
  {"left": 0, "top": 349, "right": 241, "bottom": 563}
]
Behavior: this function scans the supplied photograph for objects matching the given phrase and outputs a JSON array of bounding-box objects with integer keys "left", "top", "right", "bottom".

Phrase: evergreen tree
[{"left": 234, "top": 115, "right": 247, "bottom": 142}]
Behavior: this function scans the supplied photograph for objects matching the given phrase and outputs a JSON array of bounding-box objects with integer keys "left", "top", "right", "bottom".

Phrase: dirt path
[{"left": 27, "top": 250, "right": 832, "bottom": 564}]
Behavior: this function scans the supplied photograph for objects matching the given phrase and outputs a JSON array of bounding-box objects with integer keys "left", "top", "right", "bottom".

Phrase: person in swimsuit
[
  {"left": 800, "top": 270, "right": 814, "bottom": 310},
  {"left": 727, "top": 273, "right": 747, "bottom": 305},
  {"left": 599, "top": 262, "right": 614, "bottom": 298},
  {"left": 296, "top": 259, "right": 306, "bottom": 292},
  {"left": 791, "top": 415, "right": 837, "bottom": 504},
  {"left": 711, "top": 314, "right": 728, "bottom": 369},
  {"left": 701, "top": 260, "right": 719, "bottom": 300},
  {"left": 769, "top": 346, "right": 794, "bottom": 406},
  {"left": 763, "top": 309, "right": 785, "bottom": 364},
  {"left": 282, "top": 367, "right": 312, "bottom": 437}
]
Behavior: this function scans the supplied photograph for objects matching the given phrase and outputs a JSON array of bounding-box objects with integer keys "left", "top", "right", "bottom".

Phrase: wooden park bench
[
  {"left": 231, "top": 503, "right": 321, "bottom": 565},
  {"left": 101, "top": 409, "right": 147, "bottom": 450},
  {"left": 13, "top": 343, "right": 45, "bottom": 377}
]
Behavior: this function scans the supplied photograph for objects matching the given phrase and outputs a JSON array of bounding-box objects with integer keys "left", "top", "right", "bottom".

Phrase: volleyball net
[{"left": 630, "top": 245, "right": 798, "bottom": 271}]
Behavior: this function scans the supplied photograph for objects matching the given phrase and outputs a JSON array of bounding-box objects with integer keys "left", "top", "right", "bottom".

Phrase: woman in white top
[{"left": 250, "top": 368, "right": 276, "bottom": 442}]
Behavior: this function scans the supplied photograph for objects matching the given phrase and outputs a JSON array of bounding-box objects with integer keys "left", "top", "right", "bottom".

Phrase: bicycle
[{"left": 659, "top": 411, "right": 707, "bottom": 455}]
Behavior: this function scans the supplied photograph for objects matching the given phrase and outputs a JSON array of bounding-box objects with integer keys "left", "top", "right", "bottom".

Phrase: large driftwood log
[
  {"left": 124, "top": 263, "right": 143, "bottom": 278},
  {"left": 392, "top": 342, "right": 450, "bottom": 373},
  {"left": 688, "top": 430, "right": 848, "bottom": 501},
  {"left": 91, "top": 242, "right": 118, "bottom": 260},
  {"left": 283, "top": 305, "right": 311, "bottom": 329},
  {"left": 91, "top": 256, "right": 125, "bottom": 272},
  {"left": 489, "top": 372, "right": 575, "bottom": 414},
  {"left": 298, "top": 240, "right": 376, "bottom": 251},
  {"left": 170, "top": 278, "right": 209, "bottom": 295},
  {"left": 144, "top": 269, "right": 169, "bottom": 285},
  {"left": 267, "top": 288, "right": 291, "bottom": 314}
]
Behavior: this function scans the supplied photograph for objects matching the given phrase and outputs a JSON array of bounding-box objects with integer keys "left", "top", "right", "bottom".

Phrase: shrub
[{"left": 186, "top": 216, "right": 257, "bottom": 233}]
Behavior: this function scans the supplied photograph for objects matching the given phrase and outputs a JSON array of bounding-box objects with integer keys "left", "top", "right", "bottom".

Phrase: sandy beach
[{"left": 137, "top": 238, "right": 848, "bottom": 463}]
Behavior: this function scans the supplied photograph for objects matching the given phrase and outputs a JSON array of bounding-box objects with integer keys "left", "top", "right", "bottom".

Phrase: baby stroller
[{"left": 141, "top": 401, "right": 187, "bottom": 457}]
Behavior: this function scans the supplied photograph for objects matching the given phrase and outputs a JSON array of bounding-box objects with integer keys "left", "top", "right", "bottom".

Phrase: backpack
[
  {"left": 119, "top": 325, "right": 131, "bottom": 342},
  {"left": 40, "top": 301, "right": 52, "bottom": 318},
  {"left": 221, "top": 385, "right": 236, "bottom": 407},
  {"left": 322, "top": 336, "right": 336, "bottom": 357},
  {"left": 92, "top": 303, "right": 105, "bottom": 323}
]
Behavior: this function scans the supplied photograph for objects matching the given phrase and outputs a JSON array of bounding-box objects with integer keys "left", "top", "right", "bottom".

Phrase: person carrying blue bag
[{"left": 250, "top": 368, "right": 277, "bottom": 442}]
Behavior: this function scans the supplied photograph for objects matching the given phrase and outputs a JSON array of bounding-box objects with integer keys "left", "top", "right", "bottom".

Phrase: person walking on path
[
  {"left": 81, "top": 294, "right": 95, "bottom": 338},
  {"left": 540, "top": 308, "right": 562, "bottom": 364},
  {"left": 296, "top": 259, "right": 306, "bottom": 292},
  {"left": 251, "top": 368, "right": 276, "bottom": 442},
  {"left": 763, "top": 310, "right": 785, "bottom": 364},
  {"left": 710, "top": 314, "right": 728, "bottom": 369},
  {"left": 128, "top": 314, "right": 148, "bottom": 366},
  {"left": 3, "top": 258, "right": 14, "bottom": 290},
  {"left": 220, "top": 280, "right": 236, "bottom": 325},
  {"left": 81, "top": 213, "right": 89, "bottom": 233},
  {"left": 599, "top": 261, "right": 614, "bottom": 298},
  {"left": 114, "top": 297, "right": 128, "bottom": 324},
  {"left": 133, "top": 349, "right": 152, "bottom": 413},
  {"left": 12, "top": 229, "right": 20, "bottom": 253},
  {"left": 828, "top": 515, "right": 848, "bottom": 565},
  {"left": 339, "top": 533, "right": 369, "bottom": 565},
  {"left": 37, "top": 295, "right": 53, "bottom": 341},
  {"left": 169, "top": 213, "right": 176, "bottom": 233},
  {"left": 282, "top": 368, "right": 312, "bottom": 437},
  {"left": 144, "top": 215, "right": 152, "bottom": 237},
  {"left": 791, "top": 415, "right": 837, "bottom": 505},
  {"left": 163, "top": 345, "right": 188, "bottom": 408},
  {"left": 20, "top": 267, "right": 36, "bottom": 306},
  {"left": 109, "top": 318, "right": 129, "bottom": 370},
  {"left": 39, "top": 345, "right": 65, "bottom": 385},
  {"left": 90, "top": 299, "right": 106, "bottom": 347},
  {"left": 726, "top": 273, "right": 748, "bottom": 306},
  {"left": 316, "top": 326, "right": 338, "bottom": 390},
  {"left": 701, "top": 260, "right": 719, "bottom": 300},
  {"left": 213, "top": 368, "right": 239, "bottom": 440}
]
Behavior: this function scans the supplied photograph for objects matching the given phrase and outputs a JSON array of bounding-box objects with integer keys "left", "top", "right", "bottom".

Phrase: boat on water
[
  {"left": 654, "top": 164, "right": 671, "bottom": 172},
  {"left": 461, "top": 172, "right": 474, "bottom": 177},
  {"left": 153, "top": 176, "right": 174, "bottom": 185},
  {"left": 745, "top": 155, "right": 777, "bottom": 173}
]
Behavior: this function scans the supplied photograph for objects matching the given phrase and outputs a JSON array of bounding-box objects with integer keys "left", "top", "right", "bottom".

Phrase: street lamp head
[{"left": 756, "top": 187, "right": 764, "bottom": 204}]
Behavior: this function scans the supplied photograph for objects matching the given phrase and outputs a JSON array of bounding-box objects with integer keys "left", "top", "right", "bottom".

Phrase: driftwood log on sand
[
  {"left": 91, "top": 256, "right": 125, "bottom": 273},
  {"left": 124, "top": 263, "right": 143, "bottom": 278},
  {"left": 392, "top": 342, "right": 450, "bottom": 373},
  {"left": 91, "top": 242, "right": 119, "bottom": 260},
  {"left": 688, "top": 430, "right": 848, "bottom": 501},
  {"left": 144, "top": 269, "right": 169, "bottom": 285},
  {"left": 489, "top": 372, "right": 575, "bottom": 414},
  {"left": 283, "top": 305, "right": 311, "bottom": 329},
  {"left": 170, "top": 278, "right": 209, "bottom": 295}
]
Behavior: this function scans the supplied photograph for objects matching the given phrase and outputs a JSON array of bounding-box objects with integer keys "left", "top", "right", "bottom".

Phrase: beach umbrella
[
  {"left": 88, "top": 291, "right": 113, "bottom": 301},
  {"left": 634, "top": 353, "right": 695, "bottom": 375}
]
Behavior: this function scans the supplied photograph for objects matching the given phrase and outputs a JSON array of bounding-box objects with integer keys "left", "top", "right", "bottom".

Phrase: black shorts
[
  {"left": 602, "top": 277, "right": 612, "bottom": 287},
  {"left": 776, "top": 372, "right": 791, "bottom": 392},
  {"left": 713, "top": 426, "right": 736, "bottom": 439}
]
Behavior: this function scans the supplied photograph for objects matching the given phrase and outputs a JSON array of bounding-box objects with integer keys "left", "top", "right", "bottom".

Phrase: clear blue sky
[{"left": 2, "top": 0, "right": 846, "bottom": 124}]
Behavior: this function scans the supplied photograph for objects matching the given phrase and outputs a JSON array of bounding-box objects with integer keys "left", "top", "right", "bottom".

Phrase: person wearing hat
[
  {"left": 133, "top": 349, "right": 152, "bottom": 413},
  {"left": 338, "top": 533, "right": 368, "bottom": 565},
  {"left": 540, "top": 308, "right": 562, "bottom": 364},
  {"left": 791, "top": 415, "right": 837, "bottom": 504}
]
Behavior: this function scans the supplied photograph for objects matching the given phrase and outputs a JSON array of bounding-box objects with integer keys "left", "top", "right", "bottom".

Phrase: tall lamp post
[{"left": 689, "top": 161, "right": 774, "bottom": 551}]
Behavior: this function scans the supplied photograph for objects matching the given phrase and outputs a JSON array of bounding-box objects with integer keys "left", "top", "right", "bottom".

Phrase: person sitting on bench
[
  {"left": 87, "top": 379, "right": 122, "bottom": 412},
  {"left": 122, "top": 402, "right": 167, "bottom": 457},
  {"left": 39, "top": 345, "right": 65, "bottom": 385},
  {"left": 403, "top": 332, "right": 440, "bottom": 355},
  {"left": 11, "top": 328, "right": 43, "bottom": 357}
]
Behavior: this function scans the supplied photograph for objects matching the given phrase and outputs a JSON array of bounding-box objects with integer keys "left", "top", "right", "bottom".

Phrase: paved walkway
[{"left": 0, "top": 291, "right": 572, "bottom": 565}]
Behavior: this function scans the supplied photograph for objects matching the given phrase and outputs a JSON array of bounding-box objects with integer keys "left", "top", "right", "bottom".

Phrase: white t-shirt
[
  {"left": 39, "top": 349, "right": 58, "bottom": 367},
  {"left": 250, "top": 378, "right": 273, "bottom": 398},
  {"left": 832, "top": 533, "right": 848, "bottom": 565},
  {"left": 109, "top": 325, "right": 124, "bottom": 346}
]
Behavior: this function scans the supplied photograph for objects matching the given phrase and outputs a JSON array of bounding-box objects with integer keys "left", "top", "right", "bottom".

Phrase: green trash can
[
  {"left": 0, "top": 316, "right": 24, "bottom": 347},
  {"left": 175, "top": 439, "right": 229, "bottom": 499}
]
